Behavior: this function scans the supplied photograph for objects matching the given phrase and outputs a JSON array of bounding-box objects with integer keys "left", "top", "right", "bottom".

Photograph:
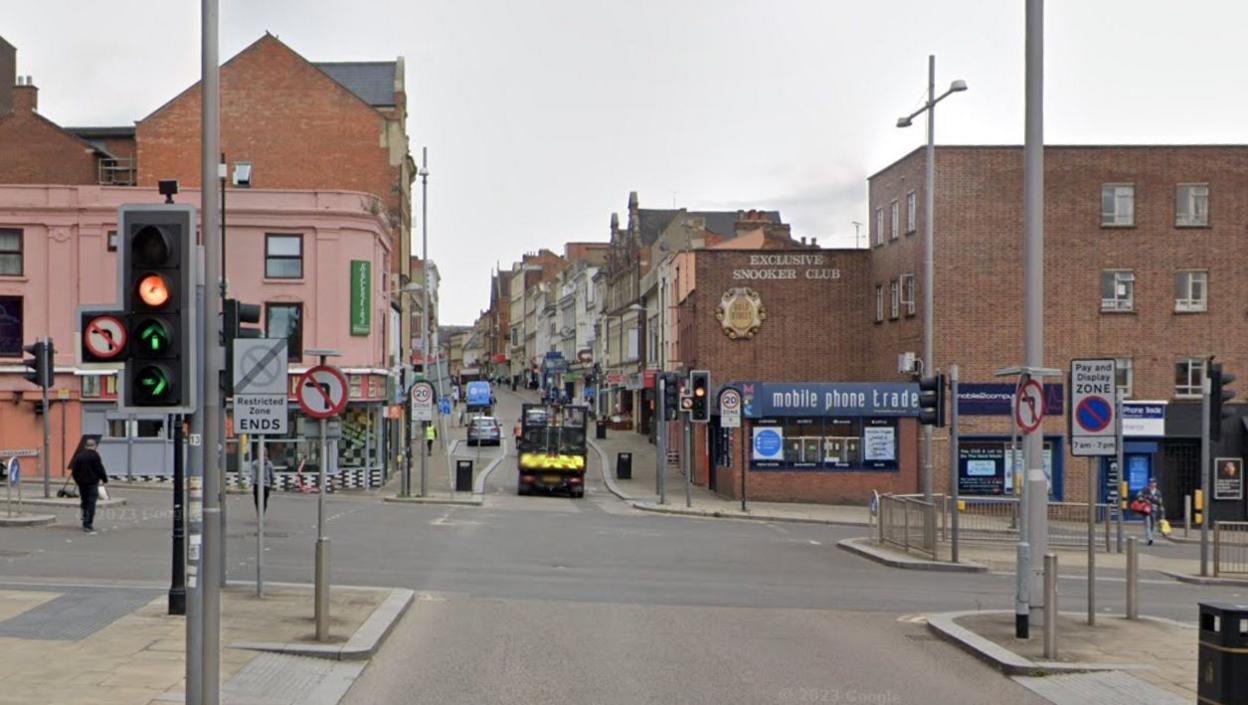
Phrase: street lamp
[
  {"left": 895, "top": 55, "right": 967, "bottom": 510},
  {"left": 390, "top": 281, "right": 423, "bottom": 498}
]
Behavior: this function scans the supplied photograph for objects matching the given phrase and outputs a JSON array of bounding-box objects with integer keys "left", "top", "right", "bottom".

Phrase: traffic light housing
[
  {"left": 1209, "top": 361, "right": 1236, "bottom": 442},
  {"left": 917, "top": 373, "right": 946, "bottom": 427},
  {"left": 690, "top": 370, "right": 710, "bottom": 423},
  {"left": 223, "top": 298, "right": 262, "bottom": 395},
  {"left": 22, "top": 339, "right": 52, "bottom": 388},
  {"left": 118, "top": 204, "right": 197, "bottom": 412},
  {"left": 662, "top": 372, "right": 680, "bottom": 421}
]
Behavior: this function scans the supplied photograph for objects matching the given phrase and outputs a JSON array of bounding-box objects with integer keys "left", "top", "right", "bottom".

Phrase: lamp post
[
  {"left": 896, "top": 56, "right": 967, "bottom": 509},
  {"left": 392, "top": 283, "right": 422, "bottom": 497},
  {"left": 418, "top": 149, "right": 430, "bottom": 497}
]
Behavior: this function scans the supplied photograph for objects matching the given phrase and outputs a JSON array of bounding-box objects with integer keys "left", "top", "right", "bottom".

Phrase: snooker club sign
[{"left": 732, "top": 253, "right": 842, "bottom": 281}]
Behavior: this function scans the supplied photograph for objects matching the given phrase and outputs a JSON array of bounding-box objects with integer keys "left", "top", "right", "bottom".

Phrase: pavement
[
  {"left": 381, "top": 408, "right": 507, "bottom": 505},
  {"left": 0, "top": 580, "right": 410, "bottom": 705}
]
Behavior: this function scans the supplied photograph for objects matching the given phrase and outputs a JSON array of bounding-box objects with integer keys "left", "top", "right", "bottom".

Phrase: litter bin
[
  {"left": 1199, "top": 602, "right": 1248, "bottom": 704},
  {"left": 616, "top": 452, "right": 632, "bottom": 480},
  {"left": 456, "top": 460, "right": 474, "bottom": 492},
  {"left": 596, "top": 420, "right": 608, "bottom": 439}
]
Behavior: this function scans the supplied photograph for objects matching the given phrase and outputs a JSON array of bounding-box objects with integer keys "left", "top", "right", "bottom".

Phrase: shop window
[
  {"left": 750, "top": 417, "right": 896, "bottom": 471},
  {"left": 0, "top": 295, "right": 21, "bottom": 357}
]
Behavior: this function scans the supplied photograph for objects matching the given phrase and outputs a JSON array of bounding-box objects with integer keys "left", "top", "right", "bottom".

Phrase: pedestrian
[
  {"left": 68, "top": 438, "right": 109, "bottom": 534},
  {"left": 425, "top": 422, "right": 437, "bottom": 454},
  {"left": 451, "top": 385, "right": 461, "bottom": 407},
  {"left": 1135, "top": 477, "right": 1165, "bottom": 545},
  {"left": 252, "top": 455, "right": 275, "bottom": 513}
]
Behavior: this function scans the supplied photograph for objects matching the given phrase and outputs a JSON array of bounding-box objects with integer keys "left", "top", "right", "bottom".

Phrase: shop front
[
  {"left": 713, "top": 381, "right": 922, "bottom": 504},
  {"left": 953, "top": 382, "right": 1067, "bottom": 501}
]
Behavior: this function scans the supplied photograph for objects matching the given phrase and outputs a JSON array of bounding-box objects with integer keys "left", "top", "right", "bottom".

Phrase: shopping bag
[
  {"left": 1159, "top": 518, "right": 1172, "bottom": 537},
  {"left": 1129, "top": 498, "right": 1152, "bottom": 515},
  {"left": 98, "top": 485, "right": 109, "bottom": 501}
]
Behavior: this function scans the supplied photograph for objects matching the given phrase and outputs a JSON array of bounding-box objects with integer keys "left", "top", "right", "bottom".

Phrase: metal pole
[
  {"left": 684, "top": 413, "right": 692, "bottom": 509},
  {"left": 186, "top": 248, "right": 206, "bottom": 705},
  {"left": 1023, "top": 0, "right": 1048, "bottom": 614},
  {"left": 921, "top": 54, "right": 936, "bottom": 524},
  {"left": 199, "top": 0, "right": 223, "bottom": 700},
  {"left": 420, "top": 147, "right": 430, "bottom": 498},
  {"left": 315, "top": 416, "right": 330, "bottom": 640},
  {"left": 741, "top": 423, "right": 748, "bottom": 512},
  {"left": 218, "top": 152, "right": 228, "bottom": 590},
  {"left": 949, "top": 364, "right": 960, "bottom": 563},
  {"left": 59, "top": 395, "right": 66, "bottom": 495},
  {"left": 657, "top": 375, "right": 667, "bottom": 504},
  {"left": 1043, "top": 553, "right": 1057, "bottom": 659},
  {"left": 1201, "top": 374, "right": 1211, "bottom": 575},
  {"left": 41, "top": 338, "right": 50, "bottom": 498},
  {"left": 256, "top": 437, "right": 264, "bottom": 598},
  {"left": 400, "top": 367, "right": 409, "bottom": 497},
  {"left": 170, "top": 416, "right": 186, "bottom": 615},
  {"left": 1185, "top": 494, "right": 1192, "bottom": 538},
  {"left": 1016, "top": 541, "right": 1030, "bottom": 639},
  {"left": 1126, "top": 536, "right": 1139, "bottom": 619},
  {"left": 1115, "top": 392, "right": 1124, "bottom": 552},
  {"left": 1087, "top": 456, "right": 1096, "bottom": 626}
]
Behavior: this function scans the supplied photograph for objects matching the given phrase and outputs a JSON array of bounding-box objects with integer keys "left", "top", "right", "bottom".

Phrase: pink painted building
[{"left": 0, "top": 184, "right": 398, "bottom": 486}]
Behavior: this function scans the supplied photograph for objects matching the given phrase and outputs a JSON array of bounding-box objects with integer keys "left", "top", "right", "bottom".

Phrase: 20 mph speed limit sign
[{"left": 1070, "top": 359, "right": 1118, "bottom": 457}]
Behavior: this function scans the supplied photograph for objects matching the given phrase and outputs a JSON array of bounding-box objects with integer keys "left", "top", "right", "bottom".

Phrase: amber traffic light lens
[
  {"left": 138, "top": 274, "right": 171, "bottom": 307},
  {"left": 694, "top": 387, "right": 705, "bottom": 397}
]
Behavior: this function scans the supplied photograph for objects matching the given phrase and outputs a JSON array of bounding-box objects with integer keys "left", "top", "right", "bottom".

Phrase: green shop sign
[{"left": 350, "top": 260, "right": 371, "bottom": 336}]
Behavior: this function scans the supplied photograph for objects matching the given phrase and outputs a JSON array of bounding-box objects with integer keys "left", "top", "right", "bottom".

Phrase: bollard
[
  {"left": 1185, "top": 494, "right": 1192, "bottom": 539},
  {"left": 1126, "top": 537, "right": 1138, "bottom": 620},
  {"left": 1043, "top": 553, "right": 1058, "bottom": 659},
  {"left": 1015, "top": 542, "right": 1031, "bottom": 639}
]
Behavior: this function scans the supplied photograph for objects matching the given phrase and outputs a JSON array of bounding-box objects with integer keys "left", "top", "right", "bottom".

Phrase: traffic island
[
  {"left": 15, "top": 494, "right": 127, "bottom": 508},
  {"left": 0, "top": 512, "right": 56, "bottom": 526},
  {"left": 1159, "top": 570, "right": 1248, "bottom": 588},
  {"left": 926, "top": 610, "right": 1196, "bottom": 700},
  {"left": 383, "top": 493, "right": 484, "bottom": 506},
  {"left": 836, "top": 537, "right": 987, "bottom": 573}
]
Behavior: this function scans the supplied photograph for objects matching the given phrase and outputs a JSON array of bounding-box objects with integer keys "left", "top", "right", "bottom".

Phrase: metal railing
[
  {"left": 98, "top": 157, "right": 136, "bottom": 186},
  {"left": 878, "top": 493, "right": 942, "bottom": 560},
  {"left": 1214, "top": 522, "right": 1248, "bottom": 576}
]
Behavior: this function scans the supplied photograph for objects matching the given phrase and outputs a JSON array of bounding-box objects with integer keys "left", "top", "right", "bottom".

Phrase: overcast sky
[{"left": 7, "top": 1, "right": 1247, "bottom": 323}]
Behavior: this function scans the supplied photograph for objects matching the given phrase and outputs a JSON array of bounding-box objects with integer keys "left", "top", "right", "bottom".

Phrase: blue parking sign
[
  {"left": 7, "top": 458, "right": 19, "bottom": 486},
  {"left": 440, "top": 398, "right": 451, "bottom": 415}
]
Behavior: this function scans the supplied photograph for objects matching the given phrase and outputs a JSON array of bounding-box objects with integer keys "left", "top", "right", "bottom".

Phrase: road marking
[
  {"left": 897, "top": 614, "right": 928, "bottom": 624},
  {"left": 808, "top": 539, "right": 822, "bottom": 546}
]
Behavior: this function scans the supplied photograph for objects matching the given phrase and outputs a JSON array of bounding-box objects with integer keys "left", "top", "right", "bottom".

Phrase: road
[{"left": 1, "top": 388, "right": 1242, "bottom": 704}]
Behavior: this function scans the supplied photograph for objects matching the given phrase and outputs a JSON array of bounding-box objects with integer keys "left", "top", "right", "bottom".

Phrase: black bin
[
  {"left": 456, "top": 460, "right": 473, "bottom": 492},
  {"left": 596, "top": 420, "right": 608, "bottom": 439},
  {"left": 1199, "top": 602, "right": 1248, "bottom": 705},
  {"left": 616, "top": 452, "right": 632, "bottom": 480}
]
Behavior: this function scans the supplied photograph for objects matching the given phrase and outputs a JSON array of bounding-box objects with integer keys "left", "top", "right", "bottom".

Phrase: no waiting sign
[{"left": 1070, "top": 359, "right": 1118, "bottom": 457}]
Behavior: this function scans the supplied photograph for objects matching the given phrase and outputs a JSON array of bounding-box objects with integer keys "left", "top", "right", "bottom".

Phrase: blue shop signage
[
  {"left": 741, "top": 382, "right": 920, "bottom": 419},
  {"left": 957, "top": 383, "right": 1065, "bottom": 417}
]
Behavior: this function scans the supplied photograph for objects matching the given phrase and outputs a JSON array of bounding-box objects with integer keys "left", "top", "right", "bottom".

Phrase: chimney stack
[{"left": 12, "top": 75, "right": 36, "bottom": 112}]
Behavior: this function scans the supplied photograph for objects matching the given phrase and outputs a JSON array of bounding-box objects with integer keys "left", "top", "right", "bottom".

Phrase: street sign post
[
  {"left": 297, "top": 355, "right": 346, "bottom": 643},
  {"left": 1014, "top": 379, "right": 1045, "bottom": 434},
  {"left": 5, "top": 457, "right": 20, "bottom": 518},
  {"left": 719, "top": 387, "right": 741, "bottom": 429},
  {"left": 1069, "top": 359, "right": 1117, "bottom": 457},
  {"left": 411, "top": 381, "right": 434, "bottom": 421},
  {"left": 233, "top": 339, "right": 289, "bottom": 436}
]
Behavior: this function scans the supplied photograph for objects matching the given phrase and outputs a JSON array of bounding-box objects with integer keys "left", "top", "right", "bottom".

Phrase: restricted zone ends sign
[{"left": 1069, "top": 358, "right": 1117, "bottom": 457}]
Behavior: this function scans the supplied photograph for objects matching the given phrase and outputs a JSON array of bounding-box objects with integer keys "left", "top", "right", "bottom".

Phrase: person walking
[
  {"left": 425, "top": 422, "right": 437, "bottom": 455},
  {"left": 252, "top": 454, "right": 275, "bottom": 514},
  {"left": 1135, "top": 477, "right": 1165, "bottom": 545},
  {"left": 68, "top": 438, "right": 109, "bottom": 534}
]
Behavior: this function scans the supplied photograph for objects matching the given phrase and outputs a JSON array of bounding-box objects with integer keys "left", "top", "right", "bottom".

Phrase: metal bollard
[
  {"left": 1015, "top": 542, "right": 1031, "bottom": 639},
  {"left": 1043, "top": 553, "right": 1058, "bottom": 659},
  {"left": 1185, "top": 494, "right": 1192, "bottom": 538},
  {"left": 1126, "top": 537, "right": 1138, "bottom": 620}
]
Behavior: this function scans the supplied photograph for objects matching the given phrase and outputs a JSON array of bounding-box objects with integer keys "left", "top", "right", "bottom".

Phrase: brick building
[{"left": 864, "top": 145, "right": 1248, "bottom": 519}]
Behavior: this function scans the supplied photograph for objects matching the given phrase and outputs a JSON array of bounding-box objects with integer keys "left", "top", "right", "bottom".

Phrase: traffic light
[
  {"left": 690, "top": 370, "right": 710, "bottom": 423},
  {"left": 119, "top": 204, "right": 197, "bottom": 411},
  {"left": 1209, "top": 360, "right": 1236, "bottom": 442},
  {"left": 223, "top": 298, "right": 262, "bottom": 395},
  {"left": 662, "top": 372, "right": 680, "bottom": 421},
  {"left": 917, "top": 373, "right": 946, "bottom": 427},
  {"left": 22, "top": 339, "right": 51, "bottom": 388}
]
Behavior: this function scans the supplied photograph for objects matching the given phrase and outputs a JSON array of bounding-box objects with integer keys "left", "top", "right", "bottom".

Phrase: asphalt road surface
[{"left": 1, "top": 389, "right": 1241, "bottom": 704}]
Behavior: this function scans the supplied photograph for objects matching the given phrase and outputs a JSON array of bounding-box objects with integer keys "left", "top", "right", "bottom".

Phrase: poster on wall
[
  {"left": 752, "top": 424, "right": 784, "bottom": 468},
  {"left": 1215, "top": 457, "right": 1244, "bottom": 501},
  {"left": 958, "top": 442, "right": 1006, "bottom": 495},
  {"left": 859, "top": 418, "right": 899, "bottom": 470}
]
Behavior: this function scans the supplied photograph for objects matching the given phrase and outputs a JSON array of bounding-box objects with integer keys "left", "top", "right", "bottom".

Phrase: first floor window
[
  {"left": 900, "top": 274, "right": 916, "bottom": 316},
  {"left": 1101, "top": 270, "right": 1135, "bottom": 312},
  {"left": 889, "top": 200, "right": 900, "bottom": 240},
  {"left": 0, "top": 296, "right": 21, "bottom": 356},
  {"left": 874, "top": 285, "right": 884, "bottom": 323},
  {"left": 1101, "top": 184, "right": 1135, "bottom": 226},
  {"left": 1175, "top": 357, "right": 1206, "bottom": 398},
  {"left": 1115, "top": 358, "right": 1133, "bottom": 399},
  {"left": 1176, "top": 184, "right": 1209, "bottom": 227},
  {"left": 0, "top": 229, "right": 22, "bottom": 276},
  {"left": 265, "top": 234, "right": 304, "bottom": 279},
  {"left": 874, "top": 208, "right": 885, "bottom": 246},
  {"left": 905, "top": 191, "right": 917, "bottom": 233},
  {"left": 266, "top": 303, "right": 303, "bottom": 359},
  {"left": 1175, "top": 270, "right": 1208, "bottom": 312},
  {"left": 889, "top": 280, "right": 900, "bottom": 319}
]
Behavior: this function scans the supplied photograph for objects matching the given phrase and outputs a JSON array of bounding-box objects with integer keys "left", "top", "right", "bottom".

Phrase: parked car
[{"left": 467, "top": 416, "right": 502, "bottom": 446}]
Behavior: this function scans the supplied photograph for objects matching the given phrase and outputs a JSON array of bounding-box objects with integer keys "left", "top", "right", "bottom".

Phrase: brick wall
[{"left": 0, "top": 85, "right": 97, "bottom": 185}]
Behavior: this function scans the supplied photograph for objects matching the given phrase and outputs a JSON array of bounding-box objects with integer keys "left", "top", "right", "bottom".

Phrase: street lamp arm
[{"left": 897, "top": 81, "right": 968, "bottom": 128}]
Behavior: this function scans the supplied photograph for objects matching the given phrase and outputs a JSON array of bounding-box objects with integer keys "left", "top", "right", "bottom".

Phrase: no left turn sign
[
  {"left": 1015, "top": 379, "right": 1046, "bottom": 434},
  {"left": 83, "top": 315, "right": 127, "bottom": 360},
  {"left": 297, "top": 365, "right": 349, "bottom": 419}
]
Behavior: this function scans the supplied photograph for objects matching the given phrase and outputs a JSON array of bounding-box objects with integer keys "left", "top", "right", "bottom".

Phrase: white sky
[{"left": 6, "top": 1, "right": 1247, "bottom": 323}]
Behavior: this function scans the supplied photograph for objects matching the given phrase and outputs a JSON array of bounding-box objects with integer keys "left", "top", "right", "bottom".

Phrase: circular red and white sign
[
  {"left": 411, "top": 382, "right": 433, "bottom": 404},
  {"left": 1015, "top": 379, "right": 1046, "bottom": 434},
  {"left": 297, "top": 365, "right": 349, "bottom": 419},
  {"left": 83, "top": 315, "right": 127, "bottom": 360},
  {"left": 720, "top": 388, "right": 741, "bottom": 410}
]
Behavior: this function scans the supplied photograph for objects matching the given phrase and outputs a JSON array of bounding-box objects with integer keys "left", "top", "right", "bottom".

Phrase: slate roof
[
  {"left": 313, "top": 62, "right": 396, "bottom": 107},
  {"left": 634, "top": 208, "right": 782, "bottom": 245}
]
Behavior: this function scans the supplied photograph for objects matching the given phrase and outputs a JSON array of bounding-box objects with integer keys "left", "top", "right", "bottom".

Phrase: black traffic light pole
[
  {"left": 1202, "top": 359, "right": 1237, "bottom": 576},
  {"left": 40, "top": 339, "right": 51, "bottom": 499},
  {"left": 170, "top": 415, "right": 186, "bottom": 615}
]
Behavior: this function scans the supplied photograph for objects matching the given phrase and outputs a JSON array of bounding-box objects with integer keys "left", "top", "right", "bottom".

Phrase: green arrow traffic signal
[
  {"left": 136, "top": 366, "right": 171, "bottom": 400},
  {"left": 138, "top": 320, "right": 170, "bottom": 352}
]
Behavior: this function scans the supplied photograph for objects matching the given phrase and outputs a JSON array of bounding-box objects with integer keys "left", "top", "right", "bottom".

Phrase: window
[
  {"left": 1101, "top": 184, "right": 1135, "bottom": 226},
  {"left": 0, "top": 229, "right": 22, "bottom": 276},
  {"left": 0, "top": 296, "right": 21, "bottom": 356},
  {"left": 874, "top": 208, "right": 884, "bottom": 246},
  {"left": 106, "top": 419, "right": 128, "bottom": 438},
  {"left": 266, "top": 303, "right": 303, "bottom": 359},
  {"left": 1100, "top": 270, "right": 1135, "bottom": 312},
  {"left": 905, "top": 191, "right": 917, "bottom": 233},
  {"left": 1115, "top": 358, "right": 1133, "bottom": 400},
  {"left": 1175, "top": 357, "right": 1207, "bottom": 398},
  {"left": 889, "top": 200, "right": 899, "bottom": 240},
  {"left": 889, "top": 279, "right": 900, "bottom": 320},
  {"left": 900, "top": 274, "right": 916, "bottom": 317},
  {"left": 107, "top": 230, "right": 118, "bottom": 252},
  {"left": 265, "top": 234, "right": 304, "bottom": 278},
  {"left": 1176, "top": 184, "right": 1209, "bottom": 227},
  {"left": 136, "top": 419, "right": 166, "bottom": 438},
  {"left": 874, "top": 285, "right": 884, "bottom": 323},
  {"left": 82, "top": 375, "right": 103, "bottom": 399},
  {"left": 1175, "top": 270, "right": 1208, "bottom": 312}
]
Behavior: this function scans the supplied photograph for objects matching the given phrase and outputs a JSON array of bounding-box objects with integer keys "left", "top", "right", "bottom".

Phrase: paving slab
[{"left": 1014, "top": 671, "right": 1188, "bottom": 705}]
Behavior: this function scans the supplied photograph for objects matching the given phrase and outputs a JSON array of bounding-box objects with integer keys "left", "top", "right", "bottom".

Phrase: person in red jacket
[{"left": 68, "top": 439, "right": 109, "bottom": 534}]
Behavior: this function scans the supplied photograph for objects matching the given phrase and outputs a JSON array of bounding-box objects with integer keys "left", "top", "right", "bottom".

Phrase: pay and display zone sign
[{"left": 1069, "top": 359, "right": 1117, "bottom": 456}]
